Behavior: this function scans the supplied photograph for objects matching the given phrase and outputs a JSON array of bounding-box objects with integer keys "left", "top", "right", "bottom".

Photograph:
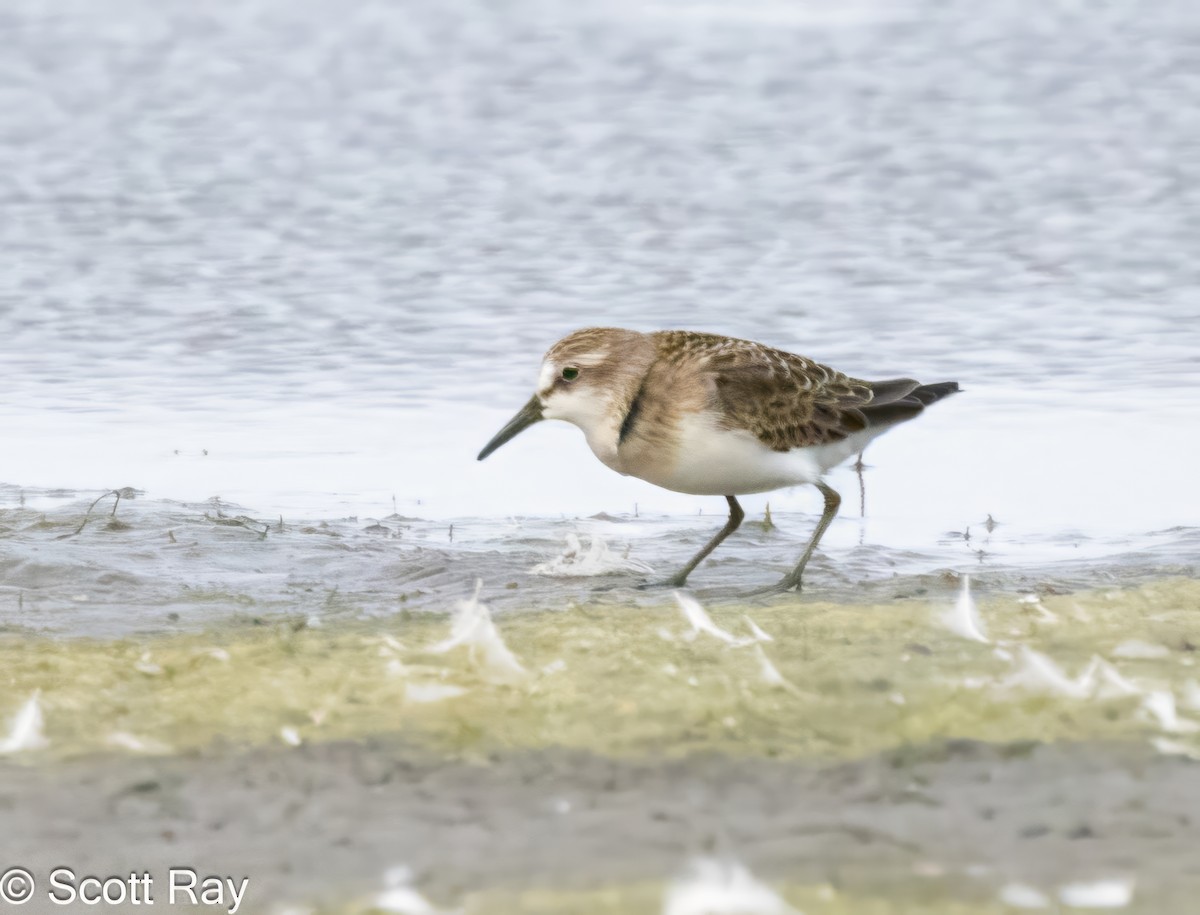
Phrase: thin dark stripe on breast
[{"left": 618, "top": 377, "right": 648, "bottom": 445}]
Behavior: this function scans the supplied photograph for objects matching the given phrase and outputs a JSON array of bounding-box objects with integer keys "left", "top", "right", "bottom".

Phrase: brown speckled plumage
[
  {"left": 547, "top": 328, "right": 955, "bottom": 455},
  {"left": 652, "top": 330, "right": 877, "bottom": 452}
]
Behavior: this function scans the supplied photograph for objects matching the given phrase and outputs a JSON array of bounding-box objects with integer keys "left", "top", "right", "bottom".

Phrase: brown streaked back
[{"left": 650, "top": 330, "right": 957, "bottom": 452}]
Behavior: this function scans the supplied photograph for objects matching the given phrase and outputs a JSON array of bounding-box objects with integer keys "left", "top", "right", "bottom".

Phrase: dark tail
[
  {"left": 910, "top": 380, "right": 960, "bottom": 405},
  {"left": 858, "top": 379, "right": 960, "bottom": 429}
]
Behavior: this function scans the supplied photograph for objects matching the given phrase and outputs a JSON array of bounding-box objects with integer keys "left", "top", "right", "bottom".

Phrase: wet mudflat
[
  {"left": 5, "top": 577, "right": 1200, "bottom": 760},
  {"left": 3, "top": 488, "right": 1197, "bottom": 639},
  {"left": 3, "top": 576, "right": 1199, "bottom": 912}
]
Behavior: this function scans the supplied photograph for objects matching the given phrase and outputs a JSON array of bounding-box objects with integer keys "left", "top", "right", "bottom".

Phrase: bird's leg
[
  {"left": 756, "top": 482, "right": 841, "bottom": 594},
  {"left": 640, "top": 495, "right": 744, "bottom": 589},
  {"left": 854, "top": 449, "right": 867, "bottom": 518}
]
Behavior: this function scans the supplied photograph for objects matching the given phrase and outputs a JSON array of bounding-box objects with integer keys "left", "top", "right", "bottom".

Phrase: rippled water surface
[{"left": 2, "top": 0, "right": 1198, "bottom": 633}]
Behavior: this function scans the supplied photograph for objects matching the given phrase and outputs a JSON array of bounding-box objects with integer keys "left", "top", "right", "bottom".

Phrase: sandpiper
[{"left": 478, "top": 328, "right": 959, "bottom": 591}]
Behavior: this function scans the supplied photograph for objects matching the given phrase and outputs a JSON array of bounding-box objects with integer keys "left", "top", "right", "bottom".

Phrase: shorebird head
[{"left": 477, "top": 328, "right": 648, "bottom": 461}]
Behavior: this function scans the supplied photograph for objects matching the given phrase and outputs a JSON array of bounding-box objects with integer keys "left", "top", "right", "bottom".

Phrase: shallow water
[
  {"left": 3, "top": 485, "right": 1197, "bottom": 636},
  {"left": 2, "top": 0, "right": 1199, "bottom": 635}
]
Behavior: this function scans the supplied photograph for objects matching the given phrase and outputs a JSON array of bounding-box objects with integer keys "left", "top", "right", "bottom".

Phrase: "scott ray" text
[{"left": 47, "top": 868, "right": 249, "bottom": 913}]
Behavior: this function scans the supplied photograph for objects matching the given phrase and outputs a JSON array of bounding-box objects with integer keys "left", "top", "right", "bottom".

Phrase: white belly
[{"left": 638, "top": 414, "right": 878, "bottom": 496}]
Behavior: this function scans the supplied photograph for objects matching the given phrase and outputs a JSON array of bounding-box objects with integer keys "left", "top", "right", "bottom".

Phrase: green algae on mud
[{"left": 2, "top": 578, "right": 1198, "bottom": 762}]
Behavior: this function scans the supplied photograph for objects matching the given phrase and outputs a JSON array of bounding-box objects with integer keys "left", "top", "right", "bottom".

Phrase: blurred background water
[{"left": 2, "top": 0, "right": 1198, "bottom": 632}]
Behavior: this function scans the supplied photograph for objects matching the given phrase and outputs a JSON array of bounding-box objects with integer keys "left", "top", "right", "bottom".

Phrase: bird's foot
[
  {"left": 636, "top": 575, "right": 689, "bottom": 591},
  {"left": 744, "top": 575, "right": 803, "bottom": 596}
]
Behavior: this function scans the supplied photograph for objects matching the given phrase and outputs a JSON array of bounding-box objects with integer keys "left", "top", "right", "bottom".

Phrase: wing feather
[{"left": 651, "top": 331, "right": 959, "bottom": 453}]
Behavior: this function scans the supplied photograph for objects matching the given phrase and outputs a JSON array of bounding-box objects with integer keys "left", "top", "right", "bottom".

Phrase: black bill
[{"left": 477, "top": 395, "right": 544, "bottom": 461}]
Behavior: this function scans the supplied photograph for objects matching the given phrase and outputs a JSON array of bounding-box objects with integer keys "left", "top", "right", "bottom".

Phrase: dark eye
[{"left": 561, "top": 366, "right": 579, "bottom": 381}]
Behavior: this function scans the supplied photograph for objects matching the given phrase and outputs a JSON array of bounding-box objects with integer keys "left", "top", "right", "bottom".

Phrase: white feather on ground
[
  {"left": 0, "top": 691, "right": 48, "bottom": 754},
  {"left": 1090, "top": 660, "right": 1143, "bottom": 699},
  {"left": 375, "top": 885, "right": 443, "bottom": 915},
  {"left": 374, "top": 867, "right": 460, "bottom": 915},
  {"left": 1018, "top": 593, "right": 1058, "bottom": 622},
  {"left": 674, "top": 592, "right": 754, "bottom": 647},
  {"left": 531, "top": 533, "right": 654, "bottom": 577},
  {"left": 999, "top": 648, "right": 1098, "bottom": 698},
  {"left": 106, "top": 731, "right": 170, "bottom": 754},
  {"left": 942, "top": 575, "right": 989, "bottom": 643},
  {"left": 661, "top": 858, "right": 800, "bottom": 915},
  {"left": 994, "top": 645, "right": 1142, "bottom": 701},
  {"left": 669, "top": 595, "right": 796, "bottom": 694},
  {"left": 998, "top": 883, "right": 1051, "bottom": 909},
  {"left": 1138, "top": 691, "right": 1199, "bottom": 734},
  {"left": 426, "top": 581, "right": 526, "bottom": 684},
  {"left": 743, "top": 616, "right": 774, "bottom": 643},
  {"left": 1150, "top": 737, "right": 1200, "bottom": 760},
  {"left": 1057, "top": 877, "right": 1135, "bottom": 909},
  {"left": 753, "top": 645, "right": 803, "bottom": 697}
]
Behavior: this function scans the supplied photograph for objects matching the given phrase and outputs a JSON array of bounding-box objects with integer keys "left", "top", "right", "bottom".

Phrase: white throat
[{"left": 542, "top": 388, "right": 623, "bottom": 469}]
